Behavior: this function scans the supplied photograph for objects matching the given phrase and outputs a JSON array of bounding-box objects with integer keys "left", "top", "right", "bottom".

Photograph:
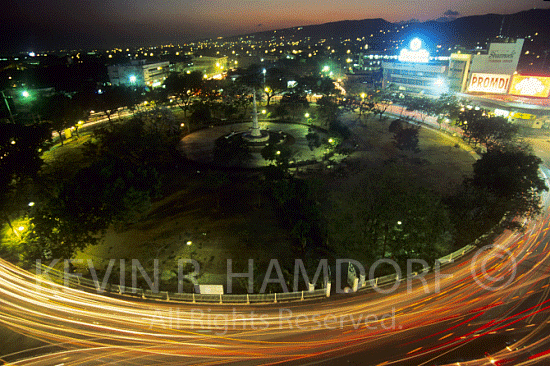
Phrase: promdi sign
[
  {"left": 510, "top": 75, "right": 550, "bottom": 98},
  {"left": 467, "top": 73, "right": 511, "bottom": 94},
  {"left": 398, "top": 38, "right": 430, "bottom": 63}
]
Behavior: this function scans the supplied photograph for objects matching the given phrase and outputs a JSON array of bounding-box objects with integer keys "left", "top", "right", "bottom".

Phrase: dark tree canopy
[
  {"left": 39, "top": 93, "right": 86, "bottom": 145},
  {"left": 326, "top": 168, "right": 454, "bottom": 269},
  {"left": 393, "top": 125, "right": 421, "bottom": 153},
  {"left": 472, "top": 148, "right": 547, "bottom": 217},
  {"left": 457, "top": 109, "right": 518, "bottom": 150},
  {"left": 164, "top": 71, "right": 204, "bottom": 117}
]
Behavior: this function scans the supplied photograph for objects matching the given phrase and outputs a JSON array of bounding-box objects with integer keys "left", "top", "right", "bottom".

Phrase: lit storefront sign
[
  {"left": 467, "top": 73, "right": 510, "bottom": 94},
  {"left": 398, "top": 38, "right": 430, "bottom": 63},
  {"left": 509, "top": 75, "right": 550, "bottom": 98},
  {"left": 511, "top": 112, "right": 536, "bottom": 120},
  {"left": 494, "top": 109, "right": 510, "bottom": 118}
]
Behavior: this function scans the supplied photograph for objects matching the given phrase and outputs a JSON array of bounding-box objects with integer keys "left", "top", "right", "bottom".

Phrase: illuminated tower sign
[{"left": 398, "top": 38, "right": 430, "bottom": 63}]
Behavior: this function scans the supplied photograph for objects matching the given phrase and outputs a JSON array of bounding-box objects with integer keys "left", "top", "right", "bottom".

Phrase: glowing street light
[
  {"left": 21, "top": 90, "right": 30, "bottom": 98},
  {"left": 129, "top": 75, "right": 137, "bottom": 84}
]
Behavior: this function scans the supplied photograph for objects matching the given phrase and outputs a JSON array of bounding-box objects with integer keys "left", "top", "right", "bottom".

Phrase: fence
[{"left": 35, "top": 242, "right": 478, "bottom": 305}]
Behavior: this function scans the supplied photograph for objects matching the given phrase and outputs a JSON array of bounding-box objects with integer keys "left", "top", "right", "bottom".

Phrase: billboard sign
[
  {"left": 398, "top": 38, "right": 430, "bottom": 63},
  {"left": 509, "top": 75, "right": 550, "bottom": 98},
  {"left": 467, "top": 73, "right": 511, "bottom": 94},
  {"left": 469, "top": 39, "right": 524, "bottom": 75}
]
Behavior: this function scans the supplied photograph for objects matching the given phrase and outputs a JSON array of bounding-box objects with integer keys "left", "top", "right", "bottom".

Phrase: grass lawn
[
  {"left": 0, "top": 109, "right": 476, "bottom": 292},
  {"left": 72, "top": 112, "right": 475, "bottom": 291}
]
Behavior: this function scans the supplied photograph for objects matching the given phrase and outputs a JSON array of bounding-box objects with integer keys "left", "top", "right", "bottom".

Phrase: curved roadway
[{"left": 2, "top": 117, "right": 550, "bottom": 365}]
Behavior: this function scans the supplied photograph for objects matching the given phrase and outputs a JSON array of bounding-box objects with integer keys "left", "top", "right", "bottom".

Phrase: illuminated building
[
  {"left": 449, "top": 38, "right": 524, "bottom": 94},
  {"left": 107, "top": 60, "right": 170, "bottom": 88},
  {"left": 382, "top": 38, "right": 449, "bottom": 97},
  {"left": 448, "top": 53, "right": 473, "bottom": 93}
]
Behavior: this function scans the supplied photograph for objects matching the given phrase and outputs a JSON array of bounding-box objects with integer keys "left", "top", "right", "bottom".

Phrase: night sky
[{"left": 1, "top": 0, "right": 547, "bottom": 52}]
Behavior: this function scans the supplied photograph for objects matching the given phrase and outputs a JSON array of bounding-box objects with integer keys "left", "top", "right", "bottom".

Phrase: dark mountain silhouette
[
  {"left": 2, "top": 7, "right": 548, "bottom": 54},
  {"left": 228, "top": 8, "right": 549, "bottom": 52}
]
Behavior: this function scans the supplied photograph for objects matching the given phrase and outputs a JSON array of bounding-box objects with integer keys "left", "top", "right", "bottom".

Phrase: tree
[
  {"left": 213, "top": 135, "right": 252, "bottom": 166},
  {"left": 89, "top": 107, "right": 184, "bottom": 169},
  {"left": 433, "top": 93, "right": 461, "bottom": 128},
  {"left": 471, "top": 147, "right": 547, "bottom": 218},
  {"left": 280, "top": 92, "right": 309, "bottom": 122},
  {"left": 0, "top": 121, "right": 51, "bottom": 234},
  {"left": 220, "top": 81, "right": 254, "bottom": 120},
  {"left": 189, "top": 100, "right": 213, "bottom": 128},
  {"left": 457, "top": 109, "right": 519, "bottom": 150},
  {"left": 20, "top": 157, "right": 161, "bottom": 264},
  {"left": 163, "top": 71, "right": 204, "bottom": 118},
  {"left": 93, "top": 87, "right": 126, "bottom": 127},
  {"left": 405, "top": 96, "right": 435, "bottom": 124},
  {"left": 326, "top": 168, "right": 453, "bottom": 269},
  {"left": 306, "top": 130, "right": 322, "bottom": 150},
  {"left": 359, "top": 97, "right": 376, "bottom": 121},
  {"left": 316, "top": 96, "right": 339, "bottom": 129},
  {"left": 372, "top": 90, "right": 393, "bottom": 120},
  {"left": 205, "top": 171, "right": 229, "bottom": 210},
  {"left": 40, "top": 93, "right": 85, "bottom": 145},
  {"left": 263, "top": 67, "right": 288, "bottom": 106},
  {"left": 388, "top": 119, "right": 404, "bottom": 133},
  {"left": 269, "top": 178, "right": 323, "bottom": 260},
  {"left": 393, "top": 125, "right": 421, "bottom": 153},
  {"left": 261, "top": 144, "right": 293, "bottom": 171}
]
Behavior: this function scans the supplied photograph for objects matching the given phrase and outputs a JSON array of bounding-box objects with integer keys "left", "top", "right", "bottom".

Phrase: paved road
[{"left": 3, "top": 114, "right": 550, "bottom": 365}]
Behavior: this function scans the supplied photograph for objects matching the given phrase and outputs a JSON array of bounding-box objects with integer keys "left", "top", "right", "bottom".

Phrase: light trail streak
[{"left": 2, "top": 119, "right": 550, "bottom": 364}]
